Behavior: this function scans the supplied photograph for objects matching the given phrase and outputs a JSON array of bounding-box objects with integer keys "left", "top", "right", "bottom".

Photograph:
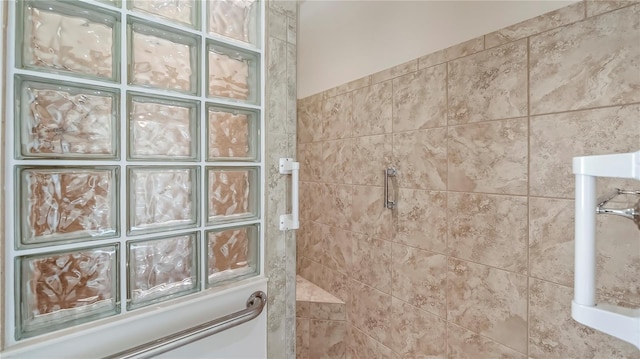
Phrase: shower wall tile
[
  {"left": 395, "top": 189, "right": 447, "bottom": 253},
  {"left": 287, "top": 43, "right": 297, "bottom": 135},
  {"left": 310, "top": 302, "right": 346, "bottom": 321},
  {"left": 528, "top": 279, "right": 639, "bottom": 359},
  {"left": 352, "top": 134, "right": 393, "bottom": 186},
  {"left": 391, "top": 244, "right": 447, "bottom": 317},
  {"left": 323, "top": 183, "right": 353, "bottom": 231},
  {"left": 297, "top": 93, "right": 323, "bottom": 143},
  {"left": 296, "top": 3, "right": 640, "bottom": 358},
  {"left": 418, "top": 36, "right": 485, "bottom": 69},
  {"left": 448, "top": 118, "right": 528, "bottom": 195},
  {"left": 322, "top": 139, "right": 352, "bottom": 184},
  {"left": 309, "top": 319, "right": 346, "bottom": 359},
  {"left": 268, "top": 8, "right": 287, "bottom": 41},
  {"left": 528, "top": 197, "right": 575, "bottom": 286},
  {"left": 322, "top": 92, "right": 353, "bottom": 140},
  {"left": 371, "top": 59, "right": 418, "bottom": 84},
  {"left": 392, "top": 64, "right": 447, "bottom": 132},
  {"left": 529, "top": 5, "right": 640, "bottom": 115},
  {"left": 297, "top": 142, "right": 322, "bottom": 181},
  {"left": 447, "top": 39, "right": 528, "bottom": 125},
  {"left": 351, "top": 185, "right": 392, "bottom": 240},
  {"left": 447, "top": 323, "right": 527, "bottom": 359},
  {"left": 529, "top": 105, "right": 640, "bottom": 198},
  {"left": 351, "top": 233, "right": 392, "bottom": 293},
  {"left": 299, "top": 181, "right": 324, "bottom": 222},
  {"left": 447, "top": 258, "right": 528, "bottom": 353},
  {"left": 321, "top": 225, "right": 352, "bottom": 274},
  {"left": 352, "top": 81, "right": 392, "bottom": 136},
  {"left": 484, "top": 2, "right": 585, "bottom": 48},
  {"left": 390, "top": 299, "right": 446, "bottom": 358},
  {"left": 296, "top": 318, "right": 309, "bottom": 359},
  {"left": 447, "top": 192, "right": 528, "bottom": 273},
  {"left": 326, "top": 76, "right": 371, "bottom": 98},
  {"left": 347, "top": 325, "right": 398, "bottom": 359},
  {"left": 348, "top": 280, "right": 392, "bottom": 345},
  {"left": 393, "top": 128, "right": 447, "bottom": 191},
  {"left": 586, "top": 0, "right": 639, "bottom": 17}
]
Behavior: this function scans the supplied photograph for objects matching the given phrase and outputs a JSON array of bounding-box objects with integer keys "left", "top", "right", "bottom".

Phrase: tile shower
[{"left": 297, "top": 1, "right": 640, "bottom": 358}]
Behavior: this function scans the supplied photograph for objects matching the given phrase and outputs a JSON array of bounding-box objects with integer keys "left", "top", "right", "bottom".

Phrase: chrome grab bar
[
  {"left": 104, "top": 291, "right": 267, "bottom": 359},
  {"left": 384, "top": 167, "right": 397, "bottom": 209}
]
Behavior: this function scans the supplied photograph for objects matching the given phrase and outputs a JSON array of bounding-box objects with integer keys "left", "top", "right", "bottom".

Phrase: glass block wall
[{"left": 5, "top": 0, "right": 263, "bottom": 342}]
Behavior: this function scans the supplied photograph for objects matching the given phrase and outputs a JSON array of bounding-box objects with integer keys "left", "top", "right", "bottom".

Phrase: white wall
[{"left": 298, "top": 0, "right": 578, "bottom": 98}]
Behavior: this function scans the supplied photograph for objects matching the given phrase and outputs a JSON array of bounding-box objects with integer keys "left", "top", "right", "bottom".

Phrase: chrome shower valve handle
[{"left": 596, "top": 189, "right": 640, "bottom": 229}]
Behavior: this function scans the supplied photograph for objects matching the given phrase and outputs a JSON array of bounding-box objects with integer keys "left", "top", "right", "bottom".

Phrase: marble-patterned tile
[
  {"left": 310, "top": 302, "right": 345, "bottom": 321},
  {"left": 322, "top": 139, "right": 353, "bottom": 184},
  {"left": 287, "top": 15, "right": 297, "bottom": 45},
  {"left": 485, "top": 2, "right": 585, "bottom": 48},
  {"left": 352, "top": 81, "right": 392, "bottom": 136},
  {"left": 309, "top": 319, "right": 346, "bottom": 359},
  {"left": 322, "top": 92, "right": 353, "bottom": 141},
  {"left": 391, "top": 244, "right": 447, "bottom": 317},
  {"left": 268, "top": 8, "right": 287, "bottom": 41},
  {"left": 447, "top": 323, "right": 527, "bottom": 359},
  {"left": 298, "top": 258, "right": 323, "bottom": 292},
  {"left": 269, "top": 0, "right": 296, "bottom": 19},
  {"left": 447, "top": 258, "right": 528, "bottom": 353},
  {"left": 395, "top": 189, "right": 447, "bottom": 254},
  {"left": 296, "top": 301, "right": 310, "bottom": 318},
  {"left": 297, "top": 275, "right": 344, "bottom": 304},
  {"left": 390, "top": 298, "right": 446, "bottom": 358},
  {"left": 267, "top": 38, "right": 287, "bottom": 135},
  {"left": 448, "top": 39, "right": 527, "bottom": 125},
  {"left": 351, "top": 185, "right": 392, "bottom": 240},
  {"left": 392, "top": 63, "right": 447, "bottom": 132},
  {"left": 371, "top": 59, "right": 418, "bottom": 84},
  {"left": 326, "top": 76, "right": 372, "bottom": 98},
  {"left": 448, "top": 118, "right": 528, "bottom": 195},
  {"left": 528, "top": 197, "right": 575, "bottom": 286},
  {"left": 530, "top": 5, "right": 640, "bottom": 114},
  {"left": 418, "top": 36, "right": 485, "bottom": 69},
  {"left": 348, "top": 280, "right": 392, "bottom": 345},
  {"left": 352, "top": 134, "right": 393, "bottom": 186},
  {"left": 393, "top": 128, "right": 447, "bottom": 191},
  {"left": 529, "top": 279, "right": 640, "bottom": 358},
  {"left": 299, "top": 181, "right": 324, "bottom": 223},
  {"left": 286, "top": 43, "right": 297, "bottom": 136},
  {"left": 447, "top": 192, "right": 528, "bottom": 273},
  {"left": 303, "top": 221, "right": 324, "bottom": 267},
  {"left": 323, "top": 184, "right": 353, "bottom": 231},
  {"left": 586, "top": 0, "right": 639, "bottom": 17},
  {"left": 310, "top": 302, "right": 346, "bottom": 321},
  {"left": 317, "top": 264, "right": 350, "bottom": 302},
  {"left": 351, "top": 233, "right": 392, "bottom": 293},
  {"left": 297, "top": 94, "right": 323, "bottom": 143},
  {"left": 296, "top": 318, "right": 309, "bottom": 359},
  {"left": 529, "top": 105, "right": 640, "bottom": 199},
  {"left": 321, "top": 225, "right": 352, "bottom": 274},
  {"left": 347, "top": 325, "right": 398, "bottom": 359},
  {"left": 297, "top": 142, "right": 322, "bottom": 182}
]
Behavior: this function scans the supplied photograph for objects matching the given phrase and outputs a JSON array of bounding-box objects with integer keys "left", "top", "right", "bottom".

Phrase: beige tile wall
[{"left": 296, "top": 1, "right": 640, "bottom": 358}]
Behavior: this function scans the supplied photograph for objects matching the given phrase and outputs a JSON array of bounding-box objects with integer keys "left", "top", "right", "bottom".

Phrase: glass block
[
  {"left": 208, "top": 0, "right": 259, "bottom": 46},
  {"left": 15, "top": 76, "right": 119, "bottom": 159},
  {"left": 127, "top": 233, "right": 199, "bottom": 309},
  {"left": 128, "top": 19, "right": 200, "bottom": 95},
  {"left": 17, "top": 245, "right": 119, "bottom": 339},
  {"left": 206, "top": 167, "right": 258, "bottom": 224},
  {"left": 130, "top": 0, "right": 198, "bottom": 28},
  {"left": 128, "top": 94, "right": 198, "bottom": 160},
  {"left": 19, "top": 167, "right": 119, "bottom": 247},
  {"left": 207, "top": 105, "right": 258, "bottom": 161},
  {"left": 206, "top": 224, "right": 258, "bottom": 286},
  {"left": 206, "top": 41, "right": 260, "bottom": 104},
  {"left": 128, "top": 167, "right": 199, "bottom": 233},
  {"left": 17, "top": 1, "right": 119, "bottom": 81}
]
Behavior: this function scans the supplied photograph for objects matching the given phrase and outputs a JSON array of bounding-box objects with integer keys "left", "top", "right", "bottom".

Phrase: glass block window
[{"left": 5, "top": 0, "right": 263, "bottom": 344}]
